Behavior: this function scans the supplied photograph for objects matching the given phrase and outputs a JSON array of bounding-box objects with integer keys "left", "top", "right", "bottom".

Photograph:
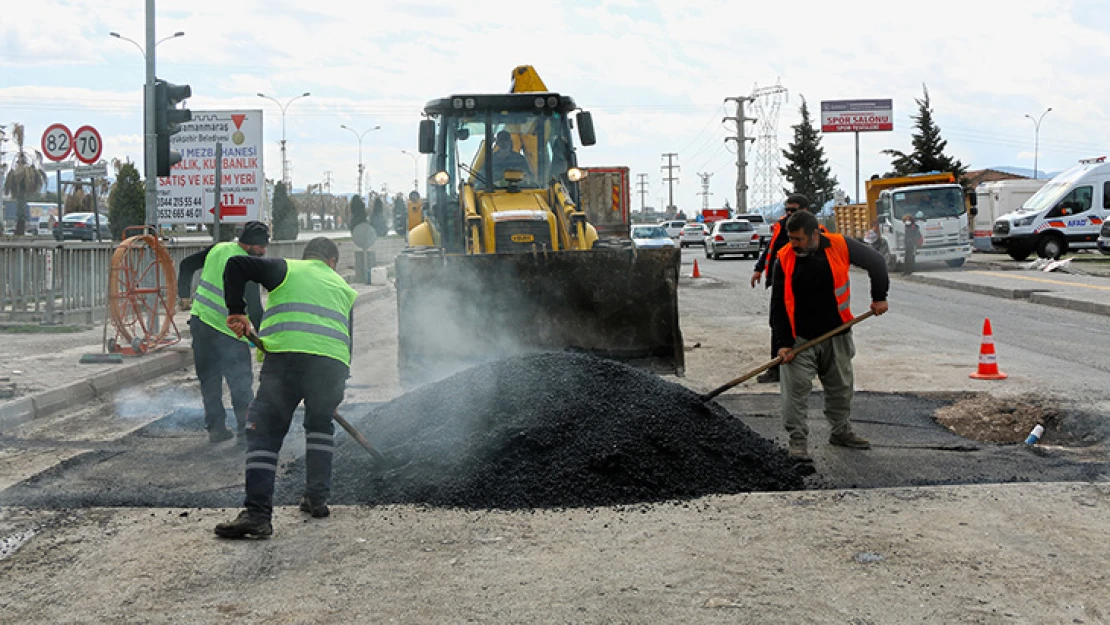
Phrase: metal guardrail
[{"left": 0, "top": 235, "right": 404, "bottom": 325}]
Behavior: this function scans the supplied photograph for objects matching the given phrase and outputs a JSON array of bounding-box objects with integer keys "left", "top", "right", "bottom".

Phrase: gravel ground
[{"left": 322, "top": 352, "right": 805, "bottom": 509}]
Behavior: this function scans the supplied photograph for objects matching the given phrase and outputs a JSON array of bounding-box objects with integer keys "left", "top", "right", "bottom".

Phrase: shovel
[
  {"left": 243, "top": 330, "right": 411, "bottom": 470},
  {"left": 700, "top": 310, "right": 876, "bottom": 402}
]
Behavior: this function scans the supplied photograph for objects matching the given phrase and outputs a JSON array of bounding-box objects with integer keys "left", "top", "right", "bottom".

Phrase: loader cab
[{"left": 418, "top": 93, "right": 594, "bottom": 253}]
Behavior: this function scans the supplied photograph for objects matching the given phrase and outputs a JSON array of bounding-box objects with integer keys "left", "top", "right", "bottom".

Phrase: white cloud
[{"left": 4, "top": 0, "right": 1110, "bottom": 210}]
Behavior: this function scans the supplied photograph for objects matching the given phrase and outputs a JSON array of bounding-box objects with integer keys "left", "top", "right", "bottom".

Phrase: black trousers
[
  {"left": 242, "top": 352, "right": 349, "bottom": 520},
  {"left": 189, "top": 316, "right": 253, "bottom": 432}
]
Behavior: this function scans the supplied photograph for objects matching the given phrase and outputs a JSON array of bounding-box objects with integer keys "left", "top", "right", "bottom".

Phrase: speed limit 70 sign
[
  {"left": 41, "top": 124, "right": 73, "bottom": 162},
  {"left": 73, "top": 125, "right": 104, "bottom": 165}
]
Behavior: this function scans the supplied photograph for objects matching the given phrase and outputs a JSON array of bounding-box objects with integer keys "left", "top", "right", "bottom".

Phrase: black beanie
[{"left": 238, "top": 221, "right": 270, "bottom": 246}]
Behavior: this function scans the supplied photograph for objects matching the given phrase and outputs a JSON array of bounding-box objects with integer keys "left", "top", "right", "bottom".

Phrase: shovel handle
[
  {"left": 701, "top": 310, "right": 876, "bottom": 402},
  {"left": 333, "top": 411, "right": 388, "bottom": 462},
  {"left": 247, "top": 329, "right": 387, "bottom": 463}
]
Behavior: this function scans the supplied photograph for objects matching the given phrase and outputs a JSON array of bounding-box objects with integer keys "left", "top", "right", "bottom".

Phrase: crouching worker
[
  {"left": 771, "top": 211, "right": 889, "bottom": 462},
  {"left": 215, "top": 237, "right": 357, "bottom": 539}
]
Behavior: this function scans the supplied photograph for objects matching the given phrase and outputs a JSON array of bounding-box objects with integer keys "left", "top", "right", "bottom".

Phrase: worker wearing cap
[
  {"left": 177, "top": 222, "right": 269, "bottom": 443},
  {"left": 750, "top": 193, "right": 810, "bottom": 384},
  {"left": 771, "top": 210, "right": 889, "bottom": 461},
  {"left": 214, "top": 237, "right": 357, "bottom": 540}
]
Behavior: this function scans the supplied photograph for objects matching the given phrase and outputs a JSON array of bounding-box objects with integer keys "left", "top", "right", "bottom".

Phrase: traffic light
[{"left": 155, "top": 78, "right": 192, "bottom": 177}]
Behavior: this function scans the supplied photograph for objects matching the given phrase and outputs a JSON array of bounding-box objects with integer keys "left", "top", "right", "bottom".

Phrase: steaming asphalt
[{"left": 0, "top": 247, "right": 1107, "bottom": 511}]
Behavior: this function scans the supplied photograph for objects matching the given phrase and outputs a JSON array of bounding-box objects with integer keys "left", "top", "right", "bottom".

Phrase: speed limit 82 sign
[
  {"left": 41, "top": 124, "right": 73, "bottom": 162},
  {"left": 73, "top": 125, "right": 104, "bottom": 165}
]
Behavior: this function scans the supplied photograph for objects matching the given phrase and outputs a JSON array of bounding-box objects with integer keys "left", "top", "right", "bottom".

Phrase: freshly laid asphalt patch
[
  {"left": 1, "top": 357, "right": 1106, "bottom": 510},
  {"left": 318, "top": 352, "right": 804, "bottom": 509}
]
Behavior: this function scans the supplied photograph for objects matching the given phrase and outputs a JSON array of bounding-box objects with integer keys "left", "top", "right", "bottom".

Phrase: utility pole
[
  {"left": 724, "top": 95, "right": 755, "bottom": 214},
  {"left": 697, "top": 172, "right": 713, "bottom": 211},
  {"left": 636, "top": 173, "right": 649, "bottom": 212},
  {"left": 661, "top": 153, "right": 679, "bottom": 217}
]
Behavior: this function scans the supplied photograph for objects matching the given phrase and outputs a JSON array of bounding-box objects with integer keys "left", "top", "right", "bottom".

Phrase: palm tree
[{"left": 2, "top": 124, "right": 47, "bottom": 236}]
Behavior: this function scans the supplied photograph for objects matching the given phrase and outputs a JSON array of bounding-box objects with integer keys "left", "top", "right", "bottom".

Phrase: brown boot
[
  {"left": 829, "top": 431, "right": 871, "bottom": 449},
  {"left": 788, "top": 437, "right": 811, "bottom": 461}
]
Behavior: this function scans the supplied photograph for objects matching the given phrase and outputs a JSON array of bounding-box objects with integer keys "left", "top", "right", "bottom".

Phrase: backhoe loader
[{"left": 395, "top": 66, "right": 682, "bottom": 386}]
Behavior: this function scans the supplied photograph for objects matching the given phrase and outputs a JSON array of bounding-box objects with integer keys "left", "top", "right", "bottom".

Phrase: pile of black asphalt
[{"left": 314, "top": 352, "right": 805, "bottom": 509}]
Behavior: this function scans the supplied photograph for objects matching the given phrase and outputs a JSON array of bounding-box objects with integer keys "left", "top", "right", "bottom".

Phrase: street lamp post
[
  {"left": 258, "top": 92, "right": 311, "bottom": 189},
  {"left": 401, "top": 149, "right": 420, "bottom": 191},
  {"left": 110, "top": 30, "right": 185, "bottom": 58},
  {"left": 109, "top": 27, "right": 185, "bottom": 225},
  {"left": 1025, "top": 107, "right": 1052, "bottom": 180},
  {"left": 340, "top": 124, "right": 381, "bottom": 198}
]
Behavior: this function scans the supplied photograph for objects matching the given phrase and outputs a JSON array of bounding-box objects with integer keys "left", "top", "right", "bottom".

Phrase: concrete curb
[
  {"left": 902, "top": 274, "right": 1047, "bottom": 300},
  {"left": 0, "top": 287, "right": 395, "bottom": 432},
  {"left": 1028, "top": 292, "right": 1110, "bottom": 316},
  {"left": 0, "top": 349, "right": 193, "bottom": 432}
]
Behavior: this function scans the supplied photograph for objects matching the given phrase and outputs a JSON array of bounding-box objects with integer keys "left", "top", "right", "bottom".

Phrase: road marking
[{"left": 968, "top": 271, "right": 1110, "bottom": 291}]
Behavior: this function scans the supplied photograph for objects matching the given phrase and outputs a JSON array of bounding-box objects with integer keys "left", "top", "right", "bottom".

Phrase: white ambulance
[{"left": 992, "top": 157, "right": 1110, "bottom": 260}]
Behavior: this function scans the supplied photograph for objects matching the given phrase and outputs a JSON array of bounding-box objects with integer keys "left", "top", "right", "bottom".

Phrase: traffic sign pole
[{"left": 212, "top": 142, "right": 223, "bottom": 243}]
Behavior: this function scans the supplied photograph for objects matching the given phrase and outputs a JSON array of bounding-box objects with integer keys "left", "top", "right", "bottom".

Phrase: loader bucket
[{"left": 395, "top": 247, "right": 683, "bottom": 388}]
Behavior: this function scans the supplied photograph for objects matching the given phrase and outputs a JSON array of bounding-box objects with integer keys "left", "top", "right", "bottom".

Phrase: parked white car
[
  {"left": 704, "top": 219, "right": 762, "bottom": 260},
  {"left": 679, "top": 223, "right": 708, "bottom": 247}
]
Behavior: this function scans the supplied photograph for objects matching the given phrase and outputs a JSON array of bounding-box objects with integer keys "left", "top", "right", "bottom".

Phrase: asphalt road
[
  {"left": 2, "top": 246, "right": 1107, "bottom": 512},
  {"left": 681, "top": 245, "right": 1110, "bottom": 407}
]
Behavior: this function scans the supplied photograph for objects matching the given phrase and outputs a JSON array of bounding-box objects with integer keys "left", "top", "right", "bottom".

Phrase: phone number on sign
[
  {"left": 158, "top": 196, "right": 203, "bottom": 208},
  {"left": 158, "top": 207, "right": 206, "bottom": 220}
]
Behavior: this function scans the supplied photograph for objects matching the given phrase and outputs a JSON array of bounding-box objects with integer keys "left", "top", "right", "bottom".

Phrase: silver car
[
  {"left": 704, "top": 219, "right": 761, "bottom": 260},
  {"left": 631, "top": 225, "right": 677, "bottom": 249}
]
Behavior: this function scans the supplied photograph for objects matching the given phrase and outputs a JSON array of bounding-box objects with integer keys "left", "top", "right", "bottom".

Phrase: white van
[
  {"left": 973, "top": 179, "right": 1046, "bottom": 251},
  {"left": 992, "top": 157, "right": 1110, "bottom": 260}
]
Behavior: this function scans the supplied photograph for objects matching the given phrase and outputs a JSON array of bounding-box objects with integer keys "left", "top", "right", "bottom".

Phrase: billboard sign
[
  {"left": 820, "top": 99, "right": 893, "bottom": 133},
  {"left": 156, "top": 110, "right": 264, "bottom": 224}
]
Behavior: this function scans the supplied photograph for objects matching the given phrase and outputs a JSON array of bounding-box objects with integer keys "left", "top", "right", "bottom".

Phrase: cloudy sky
[{"left": 3, "top": 0, "right": 1108, "bottom": 213}]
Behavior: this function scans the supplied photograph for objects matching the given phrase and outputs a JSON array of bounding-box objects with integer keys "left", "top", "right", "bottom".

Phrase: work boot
[
  {"left": 756, "top": 367, "right": 780, "bottom": 384},
  {"left": 213, "top": 511, "right": 272, "bottom": 539},
  {"left": 299, "top": 494, "right": 330, "bottom": 518},
  {"left": 208, "top": 427, "right": 234, "bottom": 443},
  {"left": 788, "top": 437, "right": 811, "bottom": 461},
  {"left": 829, "top": 431, "right": 871, "bottom": 449}
]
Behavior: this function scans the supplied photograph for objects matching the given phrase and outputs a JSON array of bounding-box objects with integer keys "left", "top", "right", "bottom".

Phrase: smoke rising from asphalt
[{"left": 113, "top": 386, "right": 205, "bottom": 428}]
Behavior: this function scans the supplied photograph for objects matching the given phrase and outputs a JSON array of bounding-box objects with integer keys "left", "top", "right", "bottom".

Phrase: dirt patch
[
  {"left": 326, "top": 352, "right": 806, "bottom": 510},
  {"left": 934, "top": 394, "right": 1105, "bottom": 446}
]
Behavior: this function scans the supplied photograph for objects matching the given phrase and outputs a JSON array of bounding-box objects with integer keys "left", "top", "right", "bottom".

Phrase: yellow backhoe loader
[{"left": 396, "top": 66, "right": 682, "bottom": 386}]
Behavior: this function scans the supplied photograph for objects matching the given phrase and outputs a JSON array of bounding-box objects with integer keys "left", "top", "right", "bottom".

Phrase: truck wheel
[
  {"left": 946, "top": 258, "right": 966, "bottom": 268},
  {"left": 1037, "top": 235, "right": 1066, "bottom": 260},
  {"left": 883, "top": 249, "right": 900, "bottom": 273},
  {"left": 704, "top": 245, "right": 711, "bottom": 259}
]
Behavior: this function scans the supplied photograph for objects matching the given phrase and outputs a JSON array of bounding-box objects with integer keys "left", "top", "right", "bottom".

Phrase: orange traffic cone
[
  {"left": 970, "top": 318, "right": 1007, "bottom": 380},
  {"left": 691, "top": 259, "right": 702, "bottom": 279}
]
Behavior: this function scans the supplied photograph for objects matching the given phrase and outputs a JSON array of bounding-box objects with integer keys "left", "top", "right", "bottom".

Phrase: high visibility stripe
[
  {"left": 838, "top": 300, "right": 851, "bottom": 312},
  {"left": 198, "top": 279, "right": 224, "bottom": 298},
  {"left": 246, "top": 450, "right": 279, "bottom": 461},
  {"left": 263, "top": 302, "right": 349, "bottom": 326},
  {"left": 259, "top": 322, "right": 351, "bottom": 345},
  {"left": 835, "top": 282, "right": 850, "bottom": 297},
  {"left": 306, "top": 432, "right": 334, "bottom": 443},
  {"left": 306, "top": 443, "right": 334, "bottom": 453},
  {"left": 245, "top": 463, "right": 277, "bottom": 472},
  {"left": 981, "top": 337, "right": 994, "bottom": 345},
  {"left": 193, "top": 293, "right": 228, "bottom": 316}
]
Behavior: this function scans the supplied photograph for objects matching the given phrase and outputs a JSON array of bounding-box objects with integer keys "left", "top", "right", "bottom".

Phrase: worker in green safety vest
[
  {"left": 176, "top": 222, "right": 269, "bottom": 443},
  {"left": 214, "top": 237, "right": 358, "bottom": 540}
]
